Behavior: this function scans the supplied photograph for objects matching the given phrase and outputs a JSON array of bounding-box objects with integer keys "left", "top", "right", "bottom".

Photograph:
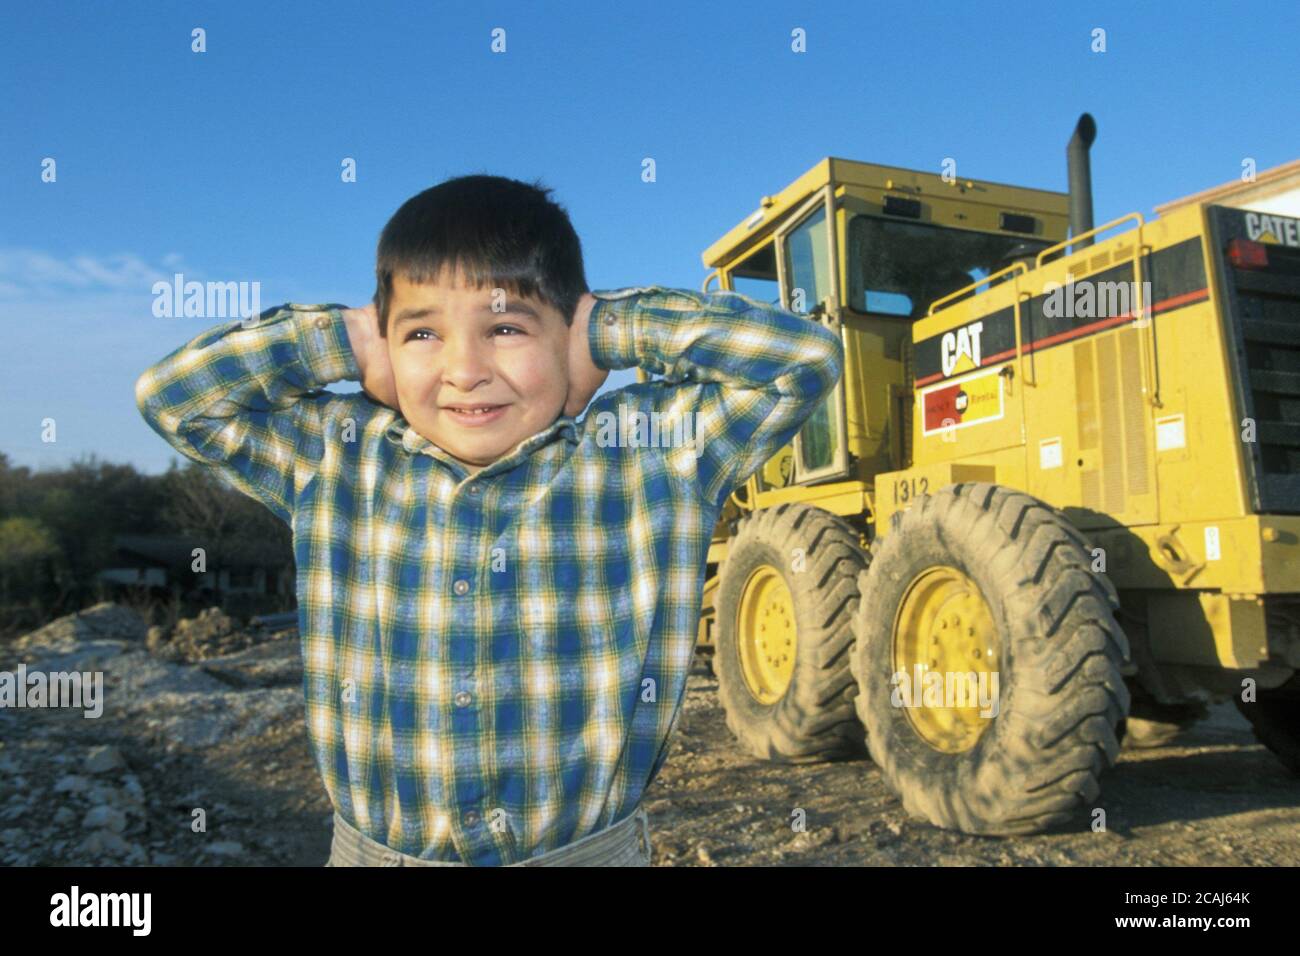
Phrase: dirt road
[
  {"left": 643, "top": 660, "right": 1300, "bottom": 866},
  {"left": 3, "top": 606, "right": 1298, "bottom": 866}
]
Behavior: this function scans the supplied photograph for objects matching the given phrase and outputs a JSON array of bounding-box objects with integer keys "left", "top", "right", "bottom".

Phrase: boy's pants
[{"left": 325, "top": 806, "right": 653, "bottom": 867}]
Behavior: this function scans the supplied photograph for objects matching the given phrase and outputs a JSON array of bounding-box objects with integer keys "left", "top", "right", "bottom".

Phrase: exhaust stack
[{"left": 1067, "top": 113, "right": 1097, "bottom": 250}]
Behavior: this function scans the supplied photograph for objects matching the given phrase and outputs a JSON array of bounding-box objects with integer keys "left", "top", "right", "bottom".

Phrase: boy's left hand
[{"left": 564, "top": 292, "right": 608, "bottom": 417}]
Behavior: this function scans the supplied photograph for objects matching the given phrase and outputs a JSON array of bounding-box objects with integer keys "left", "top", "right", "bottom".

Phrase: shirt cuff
[
  {"left": 291, "top": 304, "right": 362, "bottom": 385},
  {"left": 587, "top": 287, "right": 659, "bottom": 371}
]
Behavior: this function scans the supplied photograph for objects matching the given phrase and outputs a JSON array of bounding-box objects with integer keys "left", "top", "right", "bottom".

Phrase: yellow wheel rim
[
  {"left": 892, "top": 566, "right": 1000, "bottom": 753},
  {"left": 737, "top": 565, "right": 796, "bottom": 704}
]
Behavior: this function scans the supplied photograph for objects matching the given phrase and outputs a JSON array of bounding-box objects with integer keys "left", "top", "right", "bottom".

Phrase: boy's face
[{"left": 385, "top": 268, "right": 570, "bottom": 474}]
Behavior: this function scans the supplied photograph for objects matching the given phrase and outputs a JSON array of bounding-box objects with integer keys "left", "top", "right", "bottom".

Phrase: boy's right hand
[{"left": 343, "top": 303, "right": 400, "bottom": 410}]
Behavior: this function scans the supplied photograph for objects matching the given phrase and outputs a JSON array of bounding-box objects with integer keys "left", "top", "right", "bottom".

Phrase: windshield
[{"left": 847, "top": 216, "right": 1051, "bottom": 318}]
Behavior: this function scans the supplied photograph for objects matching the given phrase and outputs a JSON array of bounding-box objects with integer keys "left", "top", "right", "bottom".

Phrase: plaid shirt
[{"left": 135, "top": 286, "right": 842, "bottom": 864}]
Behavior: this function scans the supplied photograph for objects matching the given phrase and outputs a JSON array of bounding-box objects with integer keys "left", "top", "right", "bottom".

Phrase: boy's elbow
[
  {"left": 134, "top": 366, "right": 173, "bottom": 433},
  {"left": 134, "top": 369, "right": 155, "bottom": 420},
  {"left": 781, "top": 346, "right": 841, "bottom": 413}
]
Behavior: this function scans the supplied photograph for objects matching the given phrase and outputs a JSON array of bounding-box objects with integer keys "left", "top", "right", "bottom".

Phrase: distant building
[{"left": 99, "top": 534, "right": 293, "bottom": 597}]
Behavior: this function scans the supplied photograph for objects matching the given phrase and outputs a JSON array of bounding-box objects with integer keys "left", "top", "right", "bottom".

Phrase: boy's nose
[{"left": 440, "top": 337, "right": 492, "bottom": 390}]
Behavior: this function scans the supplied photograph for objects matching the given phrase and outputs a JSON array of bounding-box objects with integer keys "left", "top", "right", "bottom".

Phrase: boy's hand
[
  {"left": 343, "top": 304, "right": 400, "bottom": 410},
  {"left": 564, "top": 293, "right": 608, "bottom": 418}
]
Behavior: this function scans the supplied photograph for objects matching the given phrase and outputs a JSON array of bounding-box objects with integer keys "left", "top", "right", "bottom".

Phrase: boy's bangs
[{"left": 402, "top": 254, "right": 549, "bottom": 308}]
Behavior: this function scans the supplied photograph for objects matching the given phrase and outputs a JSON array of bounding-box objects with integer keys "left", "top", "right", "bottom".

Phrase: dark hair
[{"left": 373, "top": 174, "right": 588, "bottom": 336}]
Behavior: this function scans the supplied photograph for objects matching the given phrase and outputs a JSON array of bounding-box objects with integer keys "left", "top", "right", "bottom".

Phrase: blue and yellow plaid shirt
[{"left": 136, "top": 286, "right": 842, "bottom": 864}]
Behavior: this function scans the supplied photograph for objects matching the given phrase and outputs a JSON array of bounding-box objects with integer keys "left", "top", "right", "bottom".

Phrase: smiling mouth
[
  {"left": 441, "top": 403, "right": 509, "bottom": 426},
  {"left": 442, "top": 404, "right": 506, "bottom": 414}
]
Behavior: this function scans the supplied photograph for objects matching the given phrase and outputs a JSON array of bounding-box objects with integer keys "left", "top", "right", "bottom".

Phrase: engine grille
[{"left": 1209, "top": 205, "right": 1300, "bottom": 513}]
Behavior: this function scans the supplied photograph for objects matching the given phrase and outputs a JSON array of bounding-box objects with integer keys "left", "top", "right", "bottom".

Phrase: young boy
[{"left": 135, "top": 174, "right": 843, "bottom": 866}]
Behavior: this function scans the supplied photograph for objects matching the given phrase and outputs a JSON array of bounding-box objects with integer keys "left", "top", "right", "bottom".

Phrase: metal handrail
[
  {"left": 927, "top": 261, "right": 1029, "bottom": 317},
  {"left": 1016, "top": 290, "right": 1034, "bottom": 387},
  {"left": 1027, "top": 211, "right": 1156, "bottom": 403},
  {"left": 1034, "top": 212, "right": 1145, "bottom": 268},
  {"left": 1131, "top": 232, "right": 1160, "bottom": 407}
]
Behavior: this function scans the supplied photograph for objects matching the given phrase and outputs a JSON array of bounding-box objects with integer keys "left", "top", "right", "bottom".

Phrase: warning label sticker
[{"left": 921, "top": 367, "right": 1005, "bottom": 436}]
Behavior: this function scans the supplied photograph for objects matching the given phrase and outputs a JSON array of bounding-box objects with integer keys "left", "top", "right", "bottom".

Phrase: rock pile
[
  {"left": 8, "top": 601, "right": 147, "bottom": 664},
  {"left": 0, "top": 602, "right": 306, "bottom": 866},
  {"left": 147, "top": 607, "right": 278, "bottom": 663}
]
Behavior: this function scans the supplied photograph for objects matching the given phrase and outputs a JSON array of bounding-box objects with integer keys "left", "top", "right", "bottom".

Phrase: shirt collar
[{"left": 383, "top": 413, "right": 580, "bottom": 478}]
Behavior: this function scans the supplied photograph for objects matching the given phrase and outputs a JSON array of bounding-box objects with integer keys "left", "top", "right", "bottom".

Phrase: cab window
[{"left": 847, "top": 216, "right": 1050, "bottom": 318}]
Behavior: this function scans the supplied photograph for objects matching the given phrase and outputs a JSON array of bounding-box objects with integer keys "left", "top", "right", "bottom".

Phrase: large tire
[
  {"left": 1235, "top": 675, "right": 1300, "bottom": 775},
  {"left": 714, "top": 502, "right": 869, "bottom": 762},
  {"left": 851, "top": 482, "right": 1131, "bottom": 834}
]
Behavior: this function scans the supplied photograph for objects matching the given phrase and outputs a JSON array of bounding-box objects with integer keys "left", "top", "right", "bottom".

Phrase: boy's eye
[{"left": 403, "top": 325, "right": 524, "bottom": 343}]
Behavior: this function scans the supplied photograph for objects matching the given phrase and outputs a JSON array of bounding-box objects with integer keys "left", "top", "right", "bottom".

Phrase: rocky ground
[
  {"left": 651, "top": 664, "right": 1300, "bottom": 866},
  {"left": 0, "top": 604, "right": 324, "bottom": 866},
  {"left": 1, "top": 603, "right": 1297, "bottom": 866}
]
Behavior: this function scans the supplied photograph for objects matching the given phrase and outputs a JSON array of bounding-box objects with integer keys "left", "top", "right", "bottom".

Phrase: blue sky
[{"left": 2, "top": 0, "right": 1296, "bottom": 473}]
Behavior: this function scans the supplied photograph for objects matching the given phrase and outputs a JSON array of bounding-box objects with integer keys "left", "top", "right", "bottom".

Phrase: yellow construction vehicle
[{"left": 695, "top": 114, "right": 1300, "bottom": 834}]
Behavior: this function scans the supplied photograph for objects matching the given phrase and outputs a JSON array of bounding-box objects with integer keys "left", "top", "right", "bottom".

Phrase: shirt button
[
  {"left": 468, "top": 484, "right": 480, "bottom": 495},
  {"left": 454, "top": 690, "right": 473, "bottom": 708},
  {"left": 314, "top": 315, "right": 329, "bottom": 329},
  {"left": 463, "top": 810, "right": 480, "bottom": 827},
  {"left": 603, "top": 312, "right": 617, "bottom": 325},
  {"left": 453, "top": 579, "right": 470, "bottom": 595}
]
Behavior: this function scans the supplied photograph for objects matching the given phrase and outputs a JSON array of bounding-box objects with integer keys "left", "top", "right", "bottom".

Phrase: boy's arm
[
  {"left": 134, "top": 304, "right": 364, "bottom": 524},
  {"left": 582, "top": 286, "right": 844, "bottom": 511}
]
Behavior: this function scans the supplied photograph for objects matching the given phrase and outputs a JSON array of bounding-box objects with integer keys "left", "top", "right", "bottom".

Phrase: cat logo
[
  {"left": 940, "top": 320, "right": 984, "bottom": 377},
  {"left": 1245, "top": 212, "right": 1300, "bottom": 248}
]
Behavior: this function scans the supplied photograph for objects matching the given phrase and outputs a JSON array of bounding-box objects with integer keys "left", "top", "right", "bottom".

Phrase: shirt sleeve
[
  {"left": 134, "top": 303, "right": 362, "bottom": 524},
  {"left": 586, "top": 286, "right": 844, "bottom": 511}
]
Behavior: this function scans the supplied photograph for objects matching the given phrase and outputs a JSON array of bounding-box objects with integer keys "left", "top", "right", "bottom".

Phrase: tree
[
  {"left": 0, "top": 516, "right": 62, "bottom": 608},
  {"left": 160, "top": 461, "right": 292, "bottom": 601}
]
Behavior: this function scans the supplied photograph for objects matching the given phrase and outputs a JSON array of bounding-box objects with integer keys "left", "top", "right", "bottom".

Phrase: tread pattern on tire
[
  {"left": 850, "top": 482, "right": 1132, "bottom": 834},
  {"left": 715, "top": 502, "right": 869, "bottom": 763}
]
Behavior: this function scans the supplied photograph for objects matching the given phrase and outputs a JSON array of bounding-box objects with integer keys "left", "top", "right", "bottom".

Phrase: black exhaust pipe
[{"left": 1067, "top": 113, "right": 1097, "bottom": 249}]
